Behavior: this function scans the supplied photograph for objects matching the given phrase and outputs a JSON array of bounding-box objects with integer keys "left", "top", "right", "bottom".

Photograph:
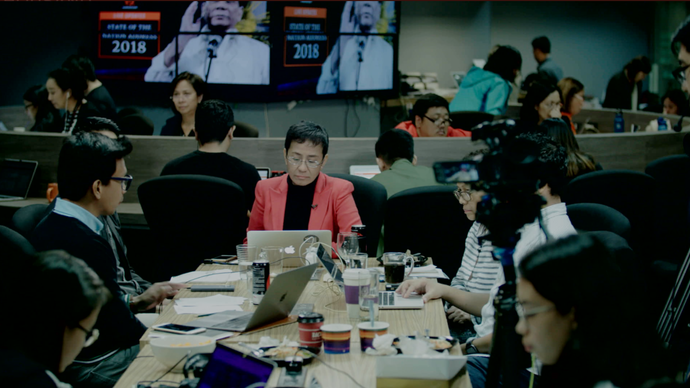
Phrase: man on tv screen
[
  {"left": 145, "top": 1, "right": 269, "bottom": 85},
  {"left": 316, "top": 1, "right": 393, "bottom": 94}
]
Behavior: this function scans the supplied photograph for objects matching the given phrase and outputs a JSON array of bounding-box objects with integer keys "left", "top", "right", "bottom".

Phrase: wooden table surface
[{"left": 114, "top": 260, "right": 471, "bottom": 388}]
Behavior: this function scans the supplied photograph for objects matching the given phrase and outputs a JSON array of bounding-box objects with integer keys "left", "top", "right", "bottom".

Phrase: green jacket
[{"left": 372, "top": 159, "right": 443, "bottom": 199}]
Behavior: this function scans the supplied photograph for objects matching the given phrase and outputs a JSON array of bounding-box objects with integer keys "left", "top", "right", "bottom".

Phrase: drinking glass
[
  {"left": 337, "top": 232, "right": 359, "bottom": 268},
  {"left": 350, "top": 253, "right": 368, "bottom": 269},
  {"left": 359, "top": 270, "right": 379, "bottom": 321},
  {"left": 382, "top": 252, "right": 413, "bottom": 284},
  {"left": 259, "top": 246, "right": 284, "bottom": 275},
  {"left": 236, "top": 244, "right": 257, "bottom": 292}
]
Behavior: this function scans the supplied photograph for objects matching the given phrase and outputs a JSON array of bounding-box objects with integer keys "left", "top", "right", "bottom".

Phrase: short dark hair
[
  {"left": 284, "top": 121, "right": 329, "bottom": 156},
  {"left": 411, "top": 94, "right": 449, "bottom": 124},
  {"left": 48, "top": 67, "right": 87, "bottom": 101},
  {"left": 74, "top": 117, "right": 122, "bottom": 136},
  {"left": 663, "top": 89, "right": 689, "bottom": 115},
  {"left": 672, "top": 15, "right": 690, "bottom": 56},
  {"left": 484, "top": 45, "right": 522, "bottom": 83},
  {"left": 375, "top": 129, "right": 414, "bottom": 165},
  {"left": 171, "top": 71, "right": 206, "bottom": 97},
  {"left": 531, "top": 36, "right": 551, "bottom": 54},
  {"left": 520, "top": 81, "right": 562, "bottom": 125},
  {"left": 624, "top": 56, "right": 652, "bottom": 79},
  {"left": 514, "top": 130, "right": 568, "bottom": 197},
  {"left": 195, "top": 100, "right": 235, "bottom": 145},
  {"left": 62, "top": 54, "right": 97, "bottom": 82},
  {"left": 58, "top": 132, "right": 133, "bottom": 201}
]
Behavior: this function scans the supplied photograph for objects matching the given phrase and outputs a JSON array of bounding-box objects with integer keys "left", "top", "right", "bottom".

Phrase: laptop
[
  {"left": 247, "top": 230, "right": 332, "bottom": 264},
  {"left": 255, "top": 167, "right": 271, "bottom": 180},
  {"left": 314, "top": 245, "right": 424, "bottom": 310},
  {"left": 197, "top": 343, "right": 275, "bottom": 388},
  {"left": 0, "top": 159, "right": 38, "bottom": 202},
  {"left": 185, "top": 263, "right": 318, "bottom": 332}
]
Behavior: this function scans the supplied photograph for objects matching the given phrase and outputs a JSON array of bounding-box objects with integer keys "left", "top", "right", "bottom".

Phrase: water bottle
[
  {"left": 614, "top": 111, "right": 624, "bottom": 133},
  {"left": 657, "top": 117, "right": 668, "bottom": 131}
]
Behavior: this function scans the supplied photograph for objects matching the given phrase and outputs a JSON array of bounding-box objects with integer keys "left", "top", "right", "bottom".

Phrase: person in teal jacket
[{"left": 449, "top": 45, "right": 522, "bottom": 115}]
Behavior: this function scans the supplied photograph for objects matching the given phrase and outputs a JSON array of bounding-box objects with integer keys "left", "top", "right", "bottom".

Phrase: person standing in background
[
  {"left": 602, "top": 56, "right": 651, "bottom": 110},
  {"left": 532, "top": 36, "right": 563, "bottom": 87}
]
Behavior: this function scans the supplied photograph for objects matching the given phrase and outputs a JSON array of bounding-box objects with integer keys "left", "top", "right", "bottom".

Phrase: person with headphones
[{"left": 46, "top": 67, "right": 100, "bottom": 134}]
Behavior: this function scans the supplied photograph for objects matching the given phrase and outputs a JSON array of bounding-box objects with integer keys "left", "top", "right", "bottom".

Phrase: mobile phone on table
[{"left": 152, "top": 323, "right": 206, "bottom": 335}]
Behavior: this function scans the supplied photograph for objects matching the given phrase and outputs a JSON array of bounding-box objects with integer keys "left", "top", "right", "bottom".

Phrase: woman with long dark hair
[
  {"left": 540, "top": 118, "right": 597, "bottom": 178},
  {"left": 46, "top": 68, "right": 100, "bottom": 134},
  {"left": 23, "top": 85, "right": 62, "bottom": 133},
  {"left": 520, "top": 81, "right": 562, "bottom": 128}
]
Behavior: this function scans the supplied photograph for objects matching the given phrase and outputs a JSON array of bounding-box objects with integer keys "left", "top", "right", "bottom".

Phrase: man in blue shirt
[{"left": 532, "top": 36, "right": 563, "bottom": 86}]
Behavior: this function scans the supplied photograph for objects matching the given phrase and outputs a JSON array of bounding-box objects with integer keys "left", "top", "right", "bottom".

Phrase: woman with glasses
[
  {"left": 520, "top": 81, "right": 563, "bottom": 129},
  {"left": 0, "top": 250, "right": 110, "bottom": 387},
  {"left": 22, "top": 84, "right": 62, "bottom": 133},
  {"left": 557, "top": 78, "right": 585, "bottom": 135},
  {"left": 516, "top": 234, "right": 680, "bottom": 388},
  {"left": 247, "top": 121, "right": 361, "bottom": 243},
  {"left": 160, "top": 72, "right": 205, "bottom": 137}
]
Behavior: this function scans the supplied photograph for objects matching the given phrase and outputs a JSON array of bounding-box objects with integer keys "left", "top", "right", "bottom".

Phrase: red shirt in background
[{"left": 395, "top": 121, "right": 471, "bottom": 137}]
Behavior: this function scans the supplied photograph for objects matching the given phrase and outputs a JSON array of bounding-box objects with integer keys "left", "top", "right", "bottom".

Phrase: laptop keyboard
[
  {"left": 379, "top": 291, "right": 395, "bottom": 306},
  {"left": 212, "top": 313, "right": 253, "bottom": 331}
]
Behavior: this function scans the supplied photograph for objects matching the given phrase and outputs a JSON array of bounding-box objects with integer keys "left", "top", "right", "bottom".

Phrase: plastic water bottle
[
  {"left": 658, "top": 117, "right": 668, "bottom": 131},
  {"left": 614, "top": 111, "right": 624, "bottom": 133}
]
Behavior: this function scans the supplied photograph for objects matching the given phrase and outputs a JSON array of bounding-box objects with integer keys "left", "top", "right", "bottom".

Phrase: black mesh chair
[
  {"left": 566, "top": 203, "right": 631, "bottom": 244},
  {"left": 10, "top": 204, "right": 49, "bottom": 238},
  {"left": 384, "top": 186, "right": 473, "bottom": 285},
  {"left": 138, "top": 175, "right": 248, "bottom": 282},
  {"left": 0, "top": 225, "right": 36, "bottom": 259},
  {"left": 449, "top": 111, "right": 494, "bottom": 131},
  {"left": 234, "top": 121, "right": 260, "bottom": 138},
  {"left": 329, "top": 173, "right": 388, "bottom": 258},
  {"left": 562, "top": 170, "right": 656, "bottom": 267}
]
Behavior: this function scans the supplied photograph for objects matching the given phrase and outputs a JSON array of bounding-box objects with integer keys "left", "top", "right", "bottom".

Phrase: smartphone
[
  {"left": 153, "top": 323, "right": 206, "bottom": 335},
  {"left": 190, "top": 285, "right": 235, "bottom": 292},
  {"left": 433, "top": 161, "right": 480, "bottom": 184}
]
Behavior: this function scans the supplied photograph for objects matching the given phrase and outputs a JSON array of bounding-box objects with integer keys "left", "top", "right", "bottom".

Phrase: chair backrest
[
  {"left": 234, "top": 121, "right": 260, "bottom": 138},
  {"left": 0, "top": 225, "right": 36, "bottom": 259},
  {"left": 449, "top": 111, "right": 494, "bottom": 131},
  {"left": 562, "top": 169, "right": 656, "bottom": 266},
  {"left": 384, "top": 186, "right": 473, "bottom": 284},
  {"left": 138, "top": 175, "right": 247, "bottom": 281},
  {"left": 580, "top": 230, "right": 642, "bottom": 286},
  {"left": 566, "top": 203, "right": 631, "bottom": 243},
  {"left": 328, "top": 173, "right": 388, "bottom": 258},
  {"left": 117, "top": 113, "right": 155, "bottom": 136},
  {"left": 10, "top": 203, "right": 49, "bottom": 238}
]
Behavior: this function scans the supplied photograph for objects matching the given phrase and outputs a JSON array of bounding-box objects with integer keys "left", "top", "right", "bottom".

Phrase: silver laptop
[
  {"left": 247, "top": 230, "right": 332, "bottom": 261},
  {"left": 255, "top": 167, "right": 271, "bottom": 180},
  {"left": 0, "top": 159, "right": 38, "bottom": 202},
  {"left": 314, "top": 245, "right": 424, "bottom": 310},
  {"left": 185, "top": 263, "right": 318, "bottom": 332}
]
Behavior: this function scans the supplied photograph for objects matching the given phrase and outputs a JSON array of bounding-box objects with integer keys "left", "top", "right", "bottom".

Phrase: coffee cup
[
  {"left": 321, "top": 323, "right": 353, "bottom": 354},
  {"left": 382, "top": 252, "right": 413, "bottom": 284},
  {"left": 343, "top": 269, "right": 371, "bottom": 320},
  {"left": 298, "top": 313, "right": 324, "bottom": 348},
  {"left": 357, "top": 321, "right": 389, "bottom": 351}
]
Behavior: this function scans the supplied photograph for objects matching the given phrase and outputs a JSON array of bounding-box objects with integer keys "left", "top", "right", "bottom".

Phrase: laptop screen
[
  {"left": 0, "top": 160, "right": 37, "bottom": 198},
  {"left": 317, "top": 244, "right": 344, "bottom": 285},
  {"left": 256, "top": 167, "right": 270, "bottom": 180},
  {"left": 198, "top": 344, "right": 274, "bottom": 388}
]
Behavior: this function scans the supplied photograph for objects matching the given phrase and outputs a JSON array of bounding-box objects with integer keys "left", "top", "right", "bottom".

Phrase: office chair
[
  {"left": 10, "top": 203, "right": 49, "bottom": 238},
  {"left": 329, "top": 173, "right": 387, "bottom": 258},
  {"left": 0, "top": 225, "right": 36, "bottom": 259},
  {"left": 384, "top": 186, "right": 473, "bottom": 285},
  {"left": 234, "top": 121, "right": 260, "bottom": 138},
  {"left": 566, "top": 203, "right": 631, "bottom": 244},
  {"left": 117, "top": 113, "right": 154, "bottom": 136},
  {"left": 138, "top": 175, "right": 247, "bottom": 282},
  {"left": 449, "top": 111, "right": 494, "bottom": 131}
]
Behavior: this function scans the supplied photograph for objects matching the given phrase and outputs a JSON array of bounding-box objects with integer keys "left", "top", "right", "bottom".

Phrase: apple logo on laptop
[
  {"left": 284, "top": 246, "right": 296, "bottom": 255},
  {"left": 279, "top": 292, "right": 287, "bottom": 302}
]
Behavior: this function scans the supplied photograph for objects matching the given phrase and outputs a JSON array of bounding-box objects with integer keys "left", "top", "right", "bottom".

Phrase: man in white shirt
[
  {"left": 145, "top": 1, "right": 269, "bottom": 85},
  {"left": 317, "top": 1, "right": 393, "bottom": 94}
]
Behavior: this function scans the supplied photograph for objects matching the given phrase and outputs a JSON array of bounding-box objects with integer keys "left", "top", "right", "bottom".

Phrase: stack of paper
[
  {"left": 174, "top": 294, "right": 246, "bottom": 315},
  {"left": 170, "top": 270, "right": 241, "bottom": 283}
]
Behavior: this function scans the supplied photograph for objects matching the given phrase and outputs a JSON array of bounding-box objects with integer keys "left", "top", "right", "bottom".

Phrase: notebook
[{"left": 0, "top": 159, "right": 38, "bottom": 202}]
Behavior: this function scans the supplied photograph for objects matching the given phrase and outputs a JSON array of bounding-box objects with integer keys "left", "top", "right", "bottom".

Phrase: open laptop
[
  {"left": 197, "top": 343, "right": 275, "bottom": 388},
  {"left": 255, "top": 167, "right": 271, "bottom": 180},
  {"left": 0, "top": 159, "right": 38, "bottom": 202},
  {"left": 247, "top": 230, "right": 332, "bottom": 263},
  {"left": 314, "top": 245, "right": 424, "bottom": 310},
  {"left": 185, "top": 263, "right": 318, "bottom": 332}
]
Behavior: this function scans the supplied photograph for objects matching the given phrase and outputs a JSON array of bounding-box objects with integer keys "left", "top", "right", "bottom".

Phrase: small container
[
  {"left": 614, "top": 111, "right": 624, "bottom": 133},
  {"left": 321, "top": 324, "right": 353, "bottom": 354},
  {"left": 252, "top": 260, "right": 270, "bottom": 305},
  {"left": 658, "top": 117, "right": 668, "bottom": 131},
  {"left": 298, "top": 313, "right": 325, "bottom": 347}
]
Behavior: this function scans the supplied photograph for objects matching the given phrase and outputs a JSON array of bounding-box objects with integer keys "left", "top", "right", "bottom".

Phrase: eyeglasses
[
  {"left": 673, "top": 65, "right": 689, "bottom": 85},
  {"left": 542, "top": 101, "right": 563, "bottom": 110},
  {"left": 287, "top": 156, "right": 321, "bottom": 169},
  {"left": 110, "top": 175, "right": 133, "bottom": 192},
  {"left": 170, "top": 91, "right": 196, "bottom": 101},
  {"left": 76, "top": 325, "right": 100, "bottom": 348},
  {"left": 453, "top": 189, "right": 472, "bottom": 202},
  {"left": 516, "top": 302, "right": 556, "bottom": 325},
  {"left": 423, "top": 115, "right": 452, "bottom": 126}
]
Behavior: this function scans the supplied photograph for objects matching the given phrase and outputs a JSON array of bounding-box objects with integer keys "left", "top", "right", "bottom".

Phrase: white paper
[
  {"left": 411, "top": 265, "right": 439, "bottom": 273},
  {"left": 176, "top": 295, "right": 246, "bottom": 306},
  {"left": 173, "top": 305, "right": 243, "bottom": 315},
  {"left": 409, "top": 269, "right": 449, "bottom": 280},
  {"left": 349, "top": 165, "right": 381, "bottom": 179},
  {"left": 170, "top": 270, "right": 241, "bottom": 283}
]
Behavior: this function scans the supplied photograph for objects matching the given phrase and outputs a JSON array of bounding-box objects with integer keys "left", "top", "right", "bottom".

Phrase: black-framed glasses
[
  {"left": 673, "top": 65, "right": 689, "bottom": 85},
  {"left": 423, "top": 115, "right": 452, "bottom": 126},
  {"left": 453, "top": 189, "right": 472, "bottom": 202},
  {"left": 110, "top": 174, "right": 133, "bottom": 192},
  {"left": 286, "top": 156, "right": 321, "bottom": 169},
  {"left": 76, "top": 324, "right": 100, "bottom": 348},
  {"left": 516, "top": 302, "right": 556, "bottom": 325}
]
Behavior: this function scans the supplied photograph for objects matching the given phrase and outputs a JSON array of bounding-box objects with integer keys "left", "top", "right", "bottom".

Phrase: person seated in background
[
  {"left": 371, "top": 128, "right": 443, "bottom": 198},
  {"left": 161, "top": 99, "right": 261, "bottom": 212},
  {"left": 398, "top": 130, "right": 575, "bottom": 388},
  {"left": 46, "top": 67, "right": 101, "bottom": 134},
  {"left": 160, "top": 72, "right": 205, "bottom": 137},
  {"left": 248, "top": 121, "right": 362, "bottom": 241},
  {"left": 540, "top": 118, "right": 599, "bottom": 179},
  {"left": 602, "top": 55, "right": 652, "bottom": 110},
  {"left": 62, "top": 54, "right": 117, "bottom": 120},
  {"left": 449, "top": 45, "right": 522, "bottom": 115},
  {"left": 396, "top": 94, "right": 470, "bottom": 137},
  {"left": 516, "top": 234, "right": 681, "bottom": 388},
  {"left": 520, "top": 81, "right": 563, "bottom": 128},
  {"left": 30, "top": 132, "right": 184, "bottom": 388},
  {"left": 532, "top": 36, "right": 563, "bottom": 87},
  {"left": 22, "top": 84, "right": 62, "bottom": 133},
  {"left": 557, "top": 77, "right": 585, "bottom": 134},
  {"left": 0, "top": 250, "right": 111, "bottom": 387},
  {"left": 645, "top": 89, "right": 689, "bottom": 132}
]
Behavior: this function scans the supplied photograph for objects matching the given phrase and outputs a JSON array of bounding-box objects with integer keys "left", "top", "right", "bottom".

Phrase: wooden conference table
[{"left": 114, "top": 260, "right": 471, "bottom": 388}]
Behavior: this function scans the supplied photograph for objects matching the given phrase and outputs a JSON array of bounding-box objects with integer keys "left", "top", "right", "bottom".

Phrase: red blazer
[{"left": 247, "top": 172, "right": 362, "bottom": 242}]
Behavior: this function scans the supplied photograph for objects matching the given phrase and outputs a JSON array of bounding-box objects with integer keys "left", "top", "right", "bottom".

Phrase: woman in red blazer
[{"left": 248, "top": 121, "right": 361, "bottom": 242}]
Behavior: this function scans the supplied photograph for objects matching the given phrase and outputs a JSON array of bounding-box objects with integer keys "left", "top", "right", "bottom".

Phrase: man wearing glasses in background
[
  {"left": 31, "top": 131, "right": 184, "bottom": 388},
  {"left": 247, "top": 121, "right": 361, "bottom": 243},
  {"left": 395, "top": 94, "right": 471, "bottom": 138}
]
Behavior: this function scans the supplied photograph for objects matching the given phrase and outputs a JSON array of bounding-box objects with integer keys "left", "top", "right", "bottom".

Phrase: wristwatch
[{"left": 465, "top": 339, "right": 479, "bottom": 355}]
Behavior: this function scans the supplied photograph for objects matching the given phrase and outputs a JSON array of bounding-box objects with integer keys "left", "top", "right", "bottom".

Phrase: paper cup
[
  {"left": 357, "top": 321, "right": 389, "bottom": 351},
  {"left": 343, "top": 269, "right": 370, "bottom": 320},
  {"left": 321, "top": 323, "right": 353, "bottom": 354}
]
